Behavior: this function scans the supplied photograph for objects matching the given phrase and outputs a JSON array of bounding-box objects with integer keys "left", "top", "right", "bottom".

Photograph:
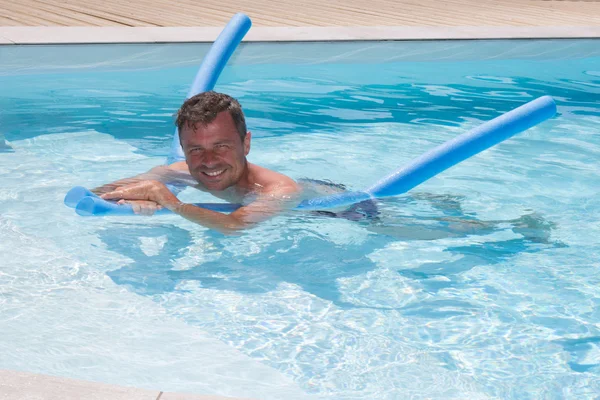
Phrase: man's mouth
[{"left": 202, "top": 169, "right": 226, "bottom": 178}]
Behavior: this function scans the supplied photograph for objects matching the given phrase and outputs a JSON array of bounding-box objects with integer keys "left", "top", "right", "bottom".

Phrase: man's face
[{"left": 180, "top": 111, "right": 250, "bottom": 191}]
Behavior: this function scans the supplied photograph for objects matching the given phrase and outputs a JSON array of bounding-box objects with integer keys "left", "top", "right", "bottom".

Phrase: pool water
[{"left": 1, "top": 40, "right": 599, "bottom": 399}]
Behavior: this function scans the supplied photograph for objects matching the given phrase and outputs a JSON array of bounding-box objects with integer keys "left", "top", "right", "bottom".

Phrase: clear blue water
[{"left": 1, "top": 39, "right": 599, "bottom": 399}]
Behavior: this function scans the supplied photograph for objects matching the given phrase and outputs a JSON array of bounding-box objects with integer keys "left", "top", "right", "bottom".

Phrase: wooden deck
[{"left": 1, "top": 0, "right": 600, "bottom": 27}]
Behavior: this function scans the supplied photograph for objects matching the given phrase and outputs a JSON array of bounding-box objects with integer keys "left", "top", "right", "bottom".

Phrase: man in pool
[{"left": 93, "top": 91, "right": 302, "bottom": 234}]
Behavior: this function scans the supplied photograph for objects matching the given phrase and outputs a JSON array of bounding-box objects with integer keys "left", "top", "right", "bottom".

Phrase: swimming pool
[{"left": 1, "top": 39, "right": 599, "bottom": 399}]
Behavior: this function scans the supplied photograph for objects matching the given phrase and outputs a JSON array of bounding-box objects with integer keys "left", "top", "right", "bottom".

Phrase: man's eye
[{"left": 189, "top": 148, "right": 203, "bottom": 154}]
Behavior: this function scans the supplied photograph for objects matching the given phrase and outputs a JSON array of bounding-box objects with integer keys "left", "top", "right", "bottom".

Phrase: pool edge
[{"left": 0, "top": 25, "right": 598, "bottom": 45}]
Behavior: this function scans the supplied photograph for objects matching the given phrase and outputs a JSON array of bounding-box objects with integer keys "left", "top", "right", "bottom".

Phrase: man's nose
[{"left": 201, "top": 150, "right": 219, "bottom": 167}]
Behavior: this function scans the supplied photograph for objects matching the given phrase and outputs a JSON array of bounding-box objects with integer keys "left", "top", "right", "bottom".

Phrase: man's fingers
[
  {"left": 101, "top": 190, "right": 123, "bottom": 200},
  {"left": 137, "top": 203, "right": 157, "bottom": 216},
  {"left": 91, "top": 183, "right": 119, "bottom": 195},
  {"left": 140, "top": 207, "right": 155, "bottom": 216},
  {"left": 132, "top": 203, "right": 142, "bottom": 214},
  {"left": 116, "top": 199, "right": 161, "bottom": 216}
]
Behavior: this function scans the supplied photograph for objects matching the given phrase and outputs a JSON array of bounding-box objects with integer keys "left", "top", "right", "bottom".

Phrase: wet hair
[{"left": 175, "top": 91, "right": 247, "bottom": 141}]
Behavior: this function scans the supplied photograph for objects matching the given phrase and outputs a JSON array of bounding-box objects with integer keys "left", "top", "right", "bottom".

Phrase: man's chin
[
  {"left": 200, "top": 178, "right": 229, "bottom": 191},
  {"left": 193, "top": 172, "right": 228, "bottom": 190}
]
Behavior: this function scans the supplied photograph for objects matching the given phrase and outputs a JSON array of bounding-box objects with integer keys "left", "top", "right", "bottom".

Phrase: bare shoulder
[
  {"left": 147, "top": 162, "right": 197, "bottom": 186},
  {"left": 166, "top": 161, "right": 190, "bottom": 173},
  {"left": 249, "top": 163, "right": 301, "bottom": 195},
  {"left": 144, "top": 161, "right": 189, "bottom": 176}
]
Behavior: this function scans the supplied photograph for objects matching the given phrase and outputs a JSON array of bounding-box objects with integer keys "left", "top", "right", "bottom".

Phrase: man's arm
[
  {"left": 99, "top": 179, "right": 300, "bottom": 234},
  {"left": 91, "top": 162, "right": 191, "bottom": 214}
]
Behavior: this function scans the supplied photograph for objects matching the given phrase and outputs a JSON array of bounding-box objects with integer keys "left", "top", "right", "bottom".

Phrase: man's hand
[
  {"left": 116, "top": 200, "right": 163, "bottom": 216},
  {"left": 100, "top": 180, "right": 180, "bottom": 208}
]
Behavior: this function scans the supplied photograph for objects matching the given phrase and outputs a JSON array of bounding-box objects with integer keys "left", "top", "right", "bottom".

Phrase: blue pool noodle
[
  {"left": 295, "top": 95, "right": 556, "bottom": 210},
  {"left": 366, "top": 95, "right": 556, "bottom": 198},
  {"left": 66, "top": 96, "right": 556, "bottom": 216},
  {"left": 64, "top": 186, "right": 241, "bottom": 216}
]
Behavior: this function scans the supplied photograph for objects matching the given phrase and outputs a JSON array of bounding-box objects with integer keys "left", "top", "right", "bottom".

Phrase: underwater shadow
[
  {"left": 100, "top": 193, "right": 567, "bottom": 310},
  {"left": 99, "top": 223, "right": 193, "bottom": 295},
  {"left": 372, "top": 194, "right": 567, "bottom": 296}
]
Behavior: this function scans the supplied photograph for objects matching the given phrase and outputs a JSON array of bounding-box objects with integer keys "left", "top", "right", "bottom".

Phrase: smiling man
[{"left": 93, "top": 91, "right": 301, "bottom": 234}]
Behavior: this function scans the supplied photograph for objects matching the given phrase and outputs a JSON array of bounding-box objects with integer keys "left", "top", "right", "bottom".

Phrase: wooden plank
[
  {"left": 18, "top": 0, "right": 125, "bottom": 26},
  {"left": 30, "top": 0, "right": 161, "bottom": 26},
  {"left": 0, "top": 15, "right": 22, "bottom": 26},
  {"left": 1, "top": 5, "right": 60, "bottom": 26},
  {"left": 442, "top": 0, "right": 600, "bottom": 25},
  {"left": 1, "top": 0, "right": 599, "bottom": 27},
  {"left": 5, "top": 0, "right": 112, "bottom": 26},
  {"left": 61, "top": 0, "right": 200, "bottom": 26},
  {"left": 503, "top": 0, "right": 600, "bottom": 24}
]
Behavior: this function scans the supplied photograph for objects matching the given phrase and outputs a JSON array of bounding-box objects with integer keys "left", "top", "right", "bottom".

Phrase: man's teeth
[{"left": 204, "top": 170, "right": 225, "bottom": 177}]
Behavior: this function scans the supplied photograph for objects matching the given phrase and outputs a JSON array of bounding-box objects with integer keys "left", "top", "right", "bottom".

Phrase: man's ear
[{"left": 244, "top": 131, "right": 251, "bottom": 156}]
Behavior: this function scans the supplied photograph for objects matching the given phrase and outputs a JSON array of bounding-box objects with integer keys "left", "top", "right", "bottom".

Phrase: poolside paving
[
  {"left": 0, "top": 369, "right": 253, "bottom": 400},
  {"left": 0, "top": 0, "right": 598, "bottom": 43},
  {"left": 1, "top": 0, "right": 599, "bottom": 27}
]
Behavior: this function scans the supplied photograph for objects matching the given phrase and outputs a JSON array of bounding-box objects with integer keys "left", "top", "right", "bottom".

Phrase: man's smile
[{"left": 202, "top": 169, "right": 226, "bottom": 178}]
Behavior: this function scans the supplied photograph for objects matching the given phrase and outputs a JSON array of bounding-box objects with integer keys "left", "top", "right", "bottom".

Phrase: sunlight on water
[{"left": 1, "top": 40, "right": 599, "bottom": 399}]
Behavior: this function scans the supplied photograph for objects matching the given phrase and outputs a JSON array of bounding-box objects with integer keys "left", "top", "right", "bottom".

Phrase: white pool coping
[
  {"left": 0, "top": 369, "right": 254, "bottom": 400},
  {"left": 0, "top": 25, "right": 599, "bottom": 44}
]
